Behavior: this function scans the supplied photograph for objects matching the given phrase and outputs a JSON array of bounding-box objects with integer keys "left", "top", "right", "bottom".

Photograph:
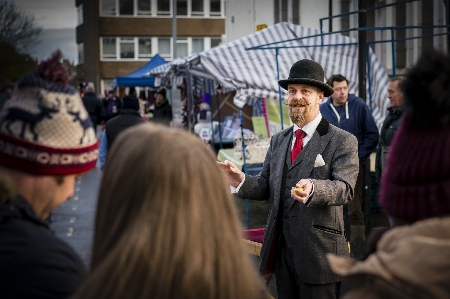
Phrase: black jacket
[
  {"left": 376, "top": 107, "right": 403, "bottom": 174},
  {"left": 105, "top": 108, "right": 146, "bottom": 149},
  {"left": 0, "top": 196, "right": 87, "bottom": 299},
  {"left": 152, "top": 100, "right": 172, "bottom": 126},
  {"left": 82, "top": 92, "right": 105, "bottom": 126}
]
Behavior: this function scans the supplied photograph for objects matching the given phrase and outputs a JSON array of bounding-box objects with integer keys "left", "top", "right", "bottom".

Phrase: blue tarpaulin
[{"left": 114, "top": 53, "right": 167, "bottom": 87}]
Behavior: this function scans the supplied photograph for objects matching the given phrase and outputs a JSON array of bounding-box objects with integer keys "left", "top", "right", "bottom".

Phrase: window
[
  {"left": 211, "top": 37, "right": 221, "bottom": 48},
  {"left": 77, "top": 5, "right": 83, "bottom": 25},
  {"left": 78, "top": 43, "right": 84, "bottom": 64},
  {"left": 102, "top": 37, "right": 117, "bottom": 59},
  {"left": 177, "top": 38, "right": 188, "bottom": 57},
  {"left": 100, "top": 0, "right": 223, "bottom": 17},
  {"left": 157, "top": 0, "right": 170, "bottom": 15},
  {"left": 138, "top": 38, "right": 152, "bottom": 58},
  {"left": 177, "top": 0, "right": 188, "bottom": 16},
  {"left": 158, "top": 38, "right": 171, "bottom": 57},
  {"left": 210, "top": 0, "right": 221, "bottom": 16},
  {"left": 192, "top": 38, "right": 204, "bottom": 53},
  {"left": 138, "top": 0, "right": 151, "bottom": 15},
  {"left": 120, "top": 38, "right": 135, "bottom": 59},
  {"left": 119, "top": 0, "right": 134, "bottom": 15},
  {"left": 100, "top": 36, "right": 217, "bottom": 61},
  {"left": 101, "top": 0, "right": 115, "bottom": 15},
  {"left": 191, "top": 0, "right": 204, "bottom": 16}
]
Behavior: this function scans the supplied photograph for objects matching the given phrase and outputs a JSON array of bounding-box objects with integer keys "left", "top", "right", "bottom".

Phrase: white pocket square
[{"left": 314, "top": 154, "right": 325, "bottom": 167}]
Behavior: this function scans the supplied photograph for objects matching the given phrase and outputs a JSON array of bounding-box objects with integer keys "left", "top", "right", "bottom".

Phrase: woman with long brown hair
[{"left": 73, "top": 122, "right": 266, "bottom": 299}]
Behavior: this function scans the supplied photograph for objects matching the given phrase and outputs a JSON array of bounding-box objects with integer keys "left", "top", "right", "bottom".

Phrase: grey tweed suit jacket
[{"left": 238, "top": 117, "right": 359, "bottom": 284}]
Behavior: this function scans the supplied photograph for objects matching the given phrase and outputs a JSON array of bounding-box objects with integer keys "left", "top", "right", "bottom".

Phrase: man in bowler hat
[{"left": 219, "top": 59, "right": 359, "bottom": 298}]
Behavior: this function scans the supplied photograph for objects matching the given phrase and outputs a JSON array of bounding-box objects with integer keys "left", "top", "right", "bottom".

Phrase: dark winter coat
[
  {"left": 105, "top": 108, "right": 145, "bottom": 150},
  {"left": 320, "top": 94, "right": 379, "bottom": 160},
  {"left": 375, "top": 107, "right": 403, "bottom": 175},
  {"left": 82, "top": 92, "right": 104, "bottom": 126},
  {"left": 152, "top": 100, "right": 172, "bottom": 126},
  {"left": 0, "top": 196, "right": 87, "bottom": 299}
]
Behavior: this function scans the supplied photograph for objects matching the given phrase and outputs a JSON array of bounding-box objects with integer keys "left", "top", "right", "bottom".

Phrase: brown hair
[{"left": 73, "top": 123, "right": 266, "bottom": 299}]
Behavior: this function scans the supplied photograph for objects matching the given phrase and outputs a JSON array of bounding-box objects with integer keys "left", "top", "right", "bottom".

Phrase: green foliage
[{"left": 0, "top": 41, "right": 38, "bottom": 86}]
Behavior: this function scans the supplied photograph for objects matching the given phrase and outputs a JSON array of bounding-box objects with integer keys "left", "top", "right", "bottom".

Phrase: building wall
[
  {"left": 76, "top": 0, "right": 100, "bottom": 89},
  {"left": 99, "top": 17, "right": 224, "bottom": 36},
  {"left": 225, "top": 0, "right": 274, "bottom": 43},
  {"left": 75, "top": 0, "right": 225, "bottom": 92}
]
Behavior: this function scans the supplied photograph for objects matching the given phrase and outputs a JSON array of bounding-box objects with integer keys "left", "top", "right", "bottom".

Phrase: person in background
[
  {"left": 73, "top": 122, "right": 267, "bottom": 299},
  {"left": 82, "top": 82, "right": 104, "bottom": 134},
  {"left": 375, "top": 76, "right": 405, "bottom": 179},
  {"left": 102, "top": 90, "right": 120, "bottom": 122},
  {"left": 99, "top": 94, "right": 145, "bottom": 170},
  {"left": 0, "top": 50, "right": 98, "bottom": 299},
  {"left": 152, "top": 87, "right": 172, "bottom": 126},
  {"left": 219, "top": 59, "right": 359, "bottom": 299},
  {"left": 327, "top": 49, "right": 450, "bottom": 299},
  {"left": 320, "top": 74, "right": 379, "bottom": 259}
]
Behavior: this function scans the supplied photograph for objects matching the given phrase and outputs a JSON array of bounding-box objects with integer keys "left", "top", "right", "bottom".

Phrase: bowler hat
[{"left": 278, "top": 59, "right": 334, "bottom": 97}]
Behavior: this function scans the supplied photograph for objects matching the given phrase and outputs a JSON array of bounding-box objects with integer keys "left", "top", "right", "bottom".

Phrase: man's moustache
[{"left": 284, "top": 102, "right": 310, "bottom": 107}]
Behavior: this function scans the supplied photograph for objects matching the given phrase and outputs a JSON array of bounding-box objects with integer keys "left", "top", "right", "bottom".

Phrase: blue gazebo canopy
[{"left": 114, "top": 53, "right": 167, "bottom": 87}]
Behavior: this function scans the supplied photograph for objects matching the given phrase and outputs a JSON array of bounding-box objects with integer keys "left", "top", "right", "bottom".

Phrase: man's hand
[
  {"left": 217, "top": 160, "right": 245, "bottom": 187},
  {"left": 291, "top": 179, "right": 313, "bottom": 203}
]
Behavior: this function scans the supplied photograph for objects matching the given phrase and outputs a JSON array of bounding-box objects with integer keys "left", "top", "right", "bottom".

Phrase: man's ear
[{"left": 317, "top": 92, "right": 324, "bottom": 103}]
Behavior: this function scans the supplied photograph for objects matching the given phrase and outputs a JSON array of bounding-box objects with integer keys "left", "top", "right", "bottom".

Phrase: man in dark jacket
[
  {"left": 99, "top": 94, "right": 145, "bottom": 170},
  {"left": 375, "top": 76, "right": 405, "bottom": 179},
  {"left": 82, "top": 82, "right": 105, "bottom": 133},
  {"left": 0, "top": 51, "right": 98, "bottom": 299},
  {"left": 152, "top": 88, "right": 172, "bottom": 126},
  {"left": 320, "top": 74, "right": 379, "bottom": 259}
]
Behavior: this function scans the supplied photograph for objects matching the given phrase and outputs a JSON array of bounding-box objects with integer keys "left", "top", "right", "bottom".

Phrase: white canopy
[{"left": 149, "top": 22, "right": 390, "bottom": 129}]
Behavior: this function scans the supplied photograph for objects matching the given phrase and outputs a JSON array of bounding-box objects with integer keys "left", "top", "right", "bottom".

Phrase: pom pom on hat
[
  {"left": 0, "top": 50, "right": 98, "bottom": 175},
  {"left": 379, "top": 49, "right": 450, "bottom": 222}
]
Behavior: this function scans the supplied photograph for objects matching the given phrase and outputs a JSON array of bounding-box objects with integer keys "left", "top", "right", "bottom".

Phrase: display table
[{"left": 217, "top": 149, "right": 265, "bottom": 171}]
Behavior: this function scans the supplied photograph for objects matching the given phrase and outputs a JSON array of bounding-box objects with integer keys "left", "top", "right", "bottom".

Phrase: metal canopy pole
[
  {"left": 358, "top": 0, "right": 371, "bottom": 237},
  {"left": 172, "top": 0, "right": 177, "bottom": 59}
]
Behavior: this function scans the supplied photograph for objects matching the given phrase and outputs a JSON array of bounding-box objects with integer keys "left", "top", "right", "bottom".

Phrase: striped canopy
[{"left": 150, "top": 22, "right": 390, "bottom": 129}]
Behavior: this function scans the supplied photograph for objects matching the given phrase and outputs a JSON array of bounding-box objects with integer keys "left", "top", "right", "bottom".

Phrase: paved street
[{"left": 50, "top": 162, "right": 102, "bottom": 269}]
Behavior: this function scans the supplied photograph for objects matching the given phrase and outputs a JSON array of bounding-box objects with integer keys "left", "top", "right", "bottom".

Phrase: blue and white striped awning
[
  {"left": 147, "top": 23, "right": 390, "bottom": 129},
  {"left": 199, "top": 22, "right": 390, "bottom": 130}
]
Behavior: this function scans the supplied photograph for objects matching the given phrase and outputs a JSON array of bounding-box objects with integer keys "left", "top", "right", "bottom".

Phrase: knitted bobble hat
[
  {"left": 379, "top": 49, "right": 450, "bottom": 222},
  {"left": 0, "top": 50, "right": 98, "bottom": 175}
]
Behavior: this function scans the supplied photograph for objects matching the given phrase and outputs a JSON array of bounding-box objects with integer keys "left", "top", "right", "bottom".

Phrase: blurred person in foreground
[
  {"left": 99, "top": 94, "right": 145, "bottom": 170},
  {"left": 0, "top": 50, "right": 98, "bottom": 298},
  {"left": 327, "top": 49, "right": 450, "bottom": 299},
  {"left": 72, "top": 122, "right": 267, "bottom": 299},
  {"left": 218, "top": 59, "right": 359, "bottom": 299},
  {"left": 375, "top": 76, "right": 405, "bottom": 179}
]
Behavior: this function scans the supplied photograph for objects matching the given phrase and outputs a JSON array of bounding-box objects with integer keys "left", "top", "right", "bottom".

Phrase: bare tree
[{"left": 0, "top": 0, "right": 42, "bottom": 53}]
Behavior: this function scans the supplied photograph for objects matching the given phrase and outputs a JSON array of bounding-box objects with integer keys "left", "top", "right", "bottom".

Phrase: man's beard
[{"left": 288, "top": 99, "right": 311, "bottom": 125}]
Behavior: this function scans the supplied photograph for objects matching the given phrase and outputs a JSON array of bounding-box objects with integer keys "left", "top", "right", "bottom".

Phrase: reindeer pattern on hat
[{"left": 0, "top": 87, "right": 96, "bottom": 148}]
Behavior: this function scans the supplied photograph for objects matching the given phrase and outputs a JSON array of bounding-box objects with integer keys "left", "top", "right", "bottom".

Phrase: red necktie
[{"left": 291, "top": 129, "right": 306, "bottom": 163}]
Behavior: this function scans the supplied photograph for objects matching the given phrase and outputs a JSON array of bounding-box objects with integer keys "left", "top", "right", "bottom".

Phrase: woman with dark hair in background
[{"left": 73, "top": 122, "right": 267, "bottom": 299}]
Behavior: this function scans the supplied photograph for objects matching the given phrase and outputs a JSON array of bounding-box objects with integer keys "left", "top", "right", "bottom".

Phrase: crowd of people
[{"left": 0, "top": 47, "right": 449, "bottom": 299}]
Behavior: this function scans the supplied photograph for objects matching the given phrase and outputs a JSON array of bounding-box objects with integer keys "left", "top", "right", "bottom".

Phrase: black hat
[
  {"left": 278, "top": 59, "right": 334, "bottom": 97},
  {"left": 157, "top": 89, "right": 166, "bottom": 99},
  {"left": 122, "top": 95, "right": 140, "bottom": 111}
]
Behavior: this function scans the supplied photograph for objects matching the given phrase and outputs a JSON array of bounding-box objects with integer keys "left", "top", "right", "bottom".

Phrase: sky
[{"left": 12, "top": 0, "right": 78, "bottom": 63}]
